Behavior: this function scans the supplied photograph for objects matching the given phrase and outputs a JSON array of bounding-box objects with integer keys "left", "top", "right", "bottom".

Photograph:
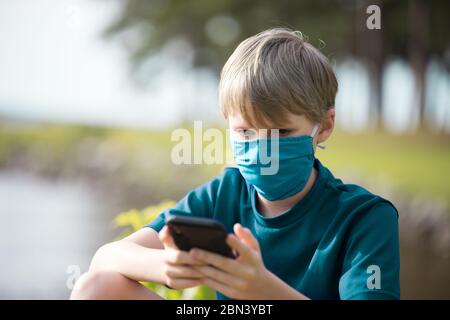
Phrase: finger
[
  {"left": 166, "top": 278, "right": 203, "bottom": 290},
  {"left": 226, "top": 234, "right": 253, "bottom": 260},
  {"left": 165, "top": 265, "right": 204, "bottom": 279},
  {"left": 193, "top": 265, "right": 245, "bottom": 289},
  {"left": 159, "top": 226, "right": 179, "bottom": 250},
  {"left": 234, "top": 224, "right": 260, "bottom": 252},
  {"left": 201, "top": 277, "right": 238, "bottom": 299},
  {"left": 158, "top": 226, "right": 168, "bottom": 242},
  {"left": 165, "top": 248, "right": 204, "bottom": 266},
  {"left": 189, "top": 248, "right": 243, "bottom": 275}
]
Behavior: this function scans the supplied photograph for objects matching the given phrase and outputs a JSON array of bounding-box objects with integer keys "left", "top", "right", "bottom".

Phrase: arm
[
  {"left": 89, "top": 174, "right": 224, "bottom": 288},
  {"left": 339, "top": 202, "right": 400, "bottom": 300},
  {"left": 89, "top": 226, "right": 205, "bottom": 289},
  {"left": 89, "top": 228, "right": 166, "bottom": 284}
]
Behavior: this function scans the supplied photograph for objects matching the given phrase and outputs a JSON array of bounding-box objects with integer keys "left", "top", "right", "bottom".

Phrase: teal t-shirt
[{"left": 145, "top": 158, "right": 400, "bottom": 300}]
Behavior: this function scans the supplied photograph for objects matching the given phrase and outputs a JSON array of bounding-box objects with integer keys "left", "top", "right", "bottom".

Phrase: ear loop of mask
[{"left": 310, "top": 124, "right": 326, "bottom": 150}]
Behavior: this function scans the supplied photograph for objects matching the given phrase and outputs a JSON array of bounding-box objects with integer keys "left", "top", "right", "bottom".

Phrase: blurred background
[{"left": 0, "top": 0, "right": 449, "bottom": 299}]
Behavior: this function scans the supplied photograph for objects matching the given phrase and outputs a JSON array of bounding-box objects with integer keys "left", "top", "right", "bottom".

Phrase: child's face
[{"left": 228, "top": 112, "right": 316, "bottom": 141}]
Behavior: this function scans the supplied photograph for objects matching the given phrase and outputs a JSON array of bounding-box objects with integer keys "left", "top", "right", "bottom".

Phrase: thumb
[
  {"left": 233, "top": 223, "right": 260, "bottom": 252},
  {"left": 159, "top": 225, "right": 178, "bottom": 250}
]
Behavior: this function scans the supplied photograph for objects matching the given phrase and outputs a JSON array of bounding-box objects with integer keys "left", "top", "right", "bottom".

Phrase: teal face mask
[{"left": 231, "top": 124, "right": 320, "bottom": 201}]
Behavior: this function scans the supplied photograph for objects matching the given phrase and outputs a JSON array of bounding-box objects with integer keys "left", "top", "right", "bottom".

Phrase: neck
[{"left": 256, "top": 166, "right": 318, "bottom": 217}]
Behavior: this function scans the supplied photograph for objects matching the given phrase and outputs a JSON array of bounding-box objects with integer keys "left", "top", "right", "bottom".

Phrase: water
[{"left": 0, "top": 171, "right": 115, "bottom": 299}]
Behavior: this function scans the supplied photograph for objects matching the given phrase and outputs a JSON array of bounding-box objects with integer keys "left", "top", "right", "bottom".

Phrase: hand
[
  {"left": 158, "top": 226, "right": 205, "bottom": 289},
  {"left": 189, "top": 223, "right": 275, "bottom": 299}
]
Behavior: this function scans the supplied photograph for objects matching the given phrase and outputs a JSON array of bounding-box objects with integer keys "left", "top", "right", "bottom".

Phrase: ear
[{"left": 316, "top": 107, "right": 335, "bottom": 146}]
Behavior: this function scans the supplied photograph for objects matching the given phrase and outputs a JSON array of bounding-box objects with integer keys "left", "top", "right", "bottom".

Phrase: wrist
[
  {"left": 144, "top": 248, "right": 167, "bottom": 284},
  {"left": 257, "top": 269, "right": 308, "bottom": 300},
  {"left": 254, "top": 268, "right": 279, "bottom": 299}
]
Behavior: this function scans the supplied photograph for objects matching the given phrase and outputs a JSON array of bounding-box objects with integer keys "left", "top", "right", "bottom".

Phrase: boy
[{"left": 71, "top": 28, "right": 400, "bottom": 300}]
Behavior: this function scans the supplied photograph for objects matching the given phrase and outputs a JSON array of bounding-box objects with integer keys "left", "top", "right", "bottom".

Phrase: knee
[{"left": 70, "top": 270, "right": 123, "bottom": 300}]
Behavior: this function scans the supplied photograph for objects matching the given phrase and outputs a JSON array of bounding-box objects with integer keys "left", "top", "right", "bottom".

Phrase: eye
[
  {"left": 277, "top": 129, "right": 292, "bottom": 137},
  {"left": 236, "top": 128, "right": 256, "bottom": 139}
]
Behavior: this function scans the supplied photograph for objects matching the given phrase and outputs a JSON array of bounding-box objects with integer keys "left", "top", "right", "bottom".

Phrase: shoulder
[
  {"left": 329, "top": 182, "right": 399, "bottom": 243},
  {"left": 319, "top": 163, "right": 399, "bottom": 227},
  {"left": 323, "top": 167, "right": 398, "bottom": 217}
]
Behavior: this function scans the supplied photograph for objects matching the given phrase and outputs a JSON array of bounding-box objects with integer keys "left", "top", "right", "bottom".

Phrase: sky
[
  {"left": 0, "top": 0, "right": 448, "bottom": 132},
  {"left": 0, "top": 0, "right": 220, "bottom": 129}
]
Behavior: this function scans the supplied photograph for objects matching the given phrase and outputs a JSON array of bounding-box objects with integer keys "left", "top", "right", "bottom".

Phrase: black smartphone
[{"left": 165, "top": 215, "right": 236, "bottom": 259}]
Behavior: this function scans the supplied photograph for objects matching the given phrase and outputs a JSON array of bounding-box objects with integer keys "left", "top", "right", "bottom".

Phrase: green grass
[{"left": 318, "top": 129, "right": 450, "bottom": 203}]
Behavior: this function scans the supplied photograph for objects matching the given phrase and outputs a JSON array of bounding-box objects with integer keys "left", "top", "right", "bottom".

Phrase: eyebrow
[
  {"left": 263, "top": 127, "right": 296, "bottom": 131},
  {"left": 233, "top": 126, "right": 253, "bottom": 130}
]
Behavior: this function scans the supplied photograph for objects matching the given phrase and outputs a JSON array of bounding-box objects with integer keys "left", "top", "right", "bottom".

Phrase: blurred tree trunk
[
  {"left": 353, "top": 0, "right": 385, "bottom": 130},
  {"left": 409, "top": 0, "right": 429, "bottom": 130},
  {"left": 367, "top": 13, "right": 385, "bottom": 131}
]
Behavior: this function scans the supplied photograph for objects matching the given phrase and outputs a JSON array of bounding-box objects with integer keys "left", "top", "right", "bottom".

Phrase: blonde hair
[{"left": 219, "top": 27, "right": 338, "bottom": 127}]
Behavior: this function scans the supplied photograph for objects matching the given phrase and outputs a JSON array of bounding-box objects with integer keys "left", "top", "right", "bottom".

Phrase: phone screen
[{"left": 166, "top": 215, "right": 235, "bottom": 258}]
